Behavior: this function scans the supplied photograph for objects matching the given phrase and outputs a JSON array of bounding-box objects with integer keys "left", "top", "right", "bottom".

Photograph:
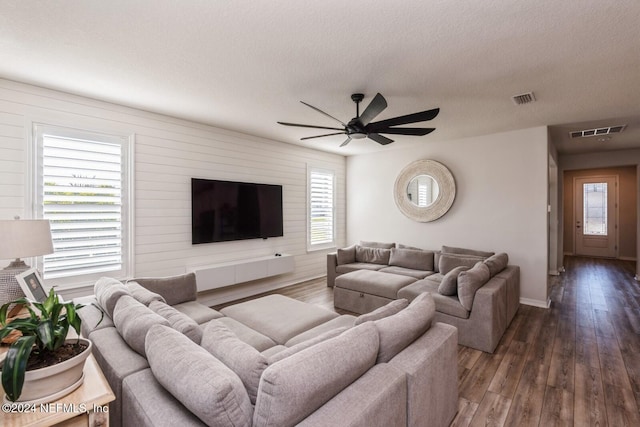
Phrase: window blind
[
  {"left": 41, "top": 134, "right": 124, "bottom": 279},
  {"left": 309, "top": 169, "right": 335, "bottom": 246}
]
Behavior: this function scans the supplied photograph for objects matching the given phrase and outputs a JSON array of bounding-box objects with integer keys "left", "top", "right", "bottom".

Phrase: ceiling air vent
[
  {"left": 569, "top": 125, "right": 627, "bottom": 138},
  {"left": 511, "top": 92, "right": 536, "bottom": 105}
]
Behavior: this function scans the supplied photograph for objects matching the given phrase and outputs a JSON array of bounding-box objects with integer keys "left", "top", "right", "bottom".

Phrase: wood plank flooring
[{"left": 214, "top": 256, "right": 640, "bottom": 426}]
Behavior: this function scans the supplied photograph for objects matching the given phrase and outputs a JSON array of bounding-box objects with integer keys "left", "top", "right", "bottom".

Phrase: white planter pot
[{"left": 4, "top": 338, "right": 92, "bottom": 404}]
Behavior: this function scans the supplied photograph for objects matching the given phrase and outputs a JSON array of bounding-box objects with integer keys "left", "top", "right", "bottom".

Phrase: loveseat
[
  {"left": 327, "top": 242, "right": 520, "bottom": 353},
  {"left": 77, "top": 272, "right": 459, "bottom": 427}
]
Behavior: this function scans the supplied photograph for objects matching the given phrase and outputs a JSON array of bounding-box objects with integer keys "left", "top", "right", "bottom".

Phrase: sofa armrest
[
  {"left": 327, "top": 252, "right": 338, "bottom": 287},
  {"left": 389, "top": 322, "right": 458, "bottom": 427},
  {"left": 297, "top": 364, "right": 407, "bottom": 427},
  {"left": 466, "top": 276, "right": 508, "bottom": 352},
  {"left": 494, "top": 265, "right": 520, "bottom": 325}
]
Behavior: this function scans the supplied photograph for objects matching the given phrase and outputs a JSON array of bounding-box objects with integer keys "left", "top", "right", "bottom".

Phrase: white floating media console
[{"left": 189, "top": 254, "right": 295, "bottom": 292}]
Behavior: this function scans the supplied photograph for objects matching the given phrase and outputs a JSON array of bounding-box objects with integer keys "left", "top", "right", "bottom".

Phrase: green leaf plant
[{"left": 0, "top": 288, "right": 99, "bottom": 401}]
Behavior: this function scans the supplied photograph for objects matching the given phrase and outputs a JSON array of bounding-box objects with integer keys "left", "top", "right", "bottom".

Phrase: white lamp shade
[{"left": 0, "top": 219, "right": 54, "bottom": 259}]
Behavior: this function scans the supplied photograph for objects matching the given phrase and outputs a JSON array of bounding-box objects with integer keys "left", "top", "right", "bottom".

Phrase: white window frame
[
  {"left": 307, "top": 165, "right": 336, "bottom": 252},
  {"left": 32, "top": 123, "right": 134, "bottom": 288}
]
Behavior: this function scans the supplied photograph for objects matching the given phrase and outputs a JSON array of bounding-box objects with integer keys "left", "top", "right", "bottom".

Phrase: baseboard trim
[
  {"left": 619, "top": 256, "right": 637, "bottom": 261},
  {"left": 549, "top": 270, "right": 560, "bottom": 276},
  {"left": 520, "top": 297, "right": 551, "bottom": 308}
]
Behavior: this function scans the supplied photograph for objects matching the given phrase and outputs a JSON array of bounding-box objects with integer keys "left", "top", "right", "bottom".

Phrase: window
[
  {"left": 33, "top": 124, "right": 132, "bottom": 287},
  {"left": 583, "top": 182, "right": 608, "bottom": 235},
  {"left": 308, "top": 167, "right": 335, "bottom": 250}
]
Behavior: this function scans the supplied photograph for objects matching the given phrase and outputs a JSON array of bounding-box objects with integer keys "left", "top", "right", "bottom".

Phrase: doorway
[{"left": 573, "top": 175, "right": 618, "bottom": 258}]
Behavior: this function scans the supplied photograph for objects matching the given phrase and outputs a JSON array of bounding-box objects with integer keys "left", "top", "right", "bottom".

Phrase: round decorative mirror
[{"left": 394, "top": 159, "right": 456, "bottom": 222}]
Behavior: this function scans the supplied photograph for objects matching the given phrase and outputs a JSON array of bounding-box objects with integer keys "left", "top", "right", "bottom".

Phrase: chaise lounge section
[{"left": 328, "top": 242, "right": 520, "bottom": 353}]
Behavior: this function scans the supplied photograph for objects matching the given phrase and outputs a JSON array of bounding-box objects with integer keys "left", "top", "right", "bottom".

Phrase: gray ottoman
[{"left": 334, "top": 270, "right": 417, "bottom": 314}]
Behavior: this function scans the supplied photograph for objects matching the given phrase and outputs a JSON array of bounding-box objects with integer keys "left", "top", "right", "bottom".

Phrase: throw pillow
[
  {"left": 441, "top": 245, "right": 495, "bottom": 258},
  {"left": 126, "top": 281, "right": 166, "bottom": 306},
  {"left": 200, "top": 320, "right": 268, "bottom": 405},
  {"left": 253, "top": 323, "right": 378, "bottom": 427},
  {"left": 484, "top": 253, "right": 509, "bottom": 277},
  {"left": 112, "top": 295, "right": 169, "bottom": 356},
  {"left": 438, "top": 253, "right": 486, "bottom": 275},
  {"left": 360, "top": 240, "right": 395, "bottom": 249},
  {"left": 355, "top": 245, "right": 391, "bottom": 265},
  {"left": 94, "top": 277, "right": 131, "bottom": 318},
  {"left": 354, "top": 299, "right": 409, "bottom": 325},
  {"left": 438, "top": 266, "right": 470, "bottom": 296},
  {"left": 146, "top": 324, "right": 253, "bottom": 427},
  {"left": 397, "top": 243, "right": 423, "bottom": 250},
  {"left": 131, "top": 272, "right": 197, "bottom": 306},
  {"left": 374, "top": 292, "right": 435, "bottom": 363},
  {"left": 389, "top": 248, "right": 434, "bottom": 271},
  {"left": 336, "top": 245, "right": 356, "bottom": 265},
  {"left": 457, "top": 262, "right": 491, "bottom": 310},
  {"left": 148, "top": 300, "right": 202, "bottom": 344}
]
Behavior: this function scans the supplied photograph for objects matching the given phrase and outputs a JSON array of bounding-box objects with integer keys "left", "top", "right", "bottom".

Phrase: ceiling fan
[{"left": 278, "top": 93, "right": 439, "bottom": 147}]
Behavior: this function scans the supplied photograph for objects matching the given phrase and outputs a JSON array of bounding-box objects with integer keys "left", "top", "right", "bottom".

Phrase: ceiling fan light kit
[{"left": 278, "top": 93, "right": 439, "bottom": 147}]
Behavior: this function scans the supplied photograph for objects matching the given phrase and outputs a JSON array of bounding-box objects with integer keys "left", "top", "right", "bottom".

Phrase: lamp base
[{"left": 0, "top": 260, "right": 30, "bottom": 307}]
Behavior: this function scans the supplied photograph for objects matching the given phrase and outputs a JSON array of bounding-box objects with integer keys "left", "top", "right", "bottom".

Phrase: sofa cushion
[
  {"left": 172, "top": 300, "right": 223, "bottom": 324},
  {"left": 284, "top": 315, "right": 356, "bottom": 347},
  {"left": 334, "top": 270, "right": 417, "bottom": 300},
  {"left": 458, "top": 262, "right": 491, "bottom": 310},
  {"left": 270, "top": 327, "right": 349, "bottom": 365},
  {"left": 442, "top": 245, "right": 495, "bottom": 258},
  {"left": 374, "top": 292, "right": 435, "bottom": 363},
  {"left": 253, "top": 322, "right": 379, "bottom": 427},
  {"left": 336, "top": 245, "right": 356, "bottom": 265},
  {"left": 94, "top": 277, "right": 131, "bottom": 318},
  {"left": 216, "top": 317, "right": 277, "bottom": 352},
  {"left": 396, "top": 243, "right": 423, "bottom": 250},
  {"left": 389, "top": 248, "right": 435, "bottom": 271},
  {"left": 131, "top": 273, "right": 197, "bottom": 306},
  {"left": 149, "top": 300, "right": 202, "bottom": 344},
  {"left": 113, "top": 295, "right": 170, "bottom": 357},
  {"left": 438, "top": 266, "right": 470, "bottom": 296},
  {"left": 201, "top": 320, "right": 268, "bottom": 405},
  {"left": 146, "top": 324, "right": 253, "bottom": 427},
  {"left": 125, "top": 281, "right": 166, "bottom": 305},
  {"left": 439, "top": 253, "right": 487, "bottom": 275},
  {"left": 355, "top": 245, "right": 391, "bottom": 265},
  {"left": 378, "top": 266, "right": 434, "bottom": 279},
  {"left": 397, "top": 280, "right": 469, "bottom": 319},
  {"left": 220, "top": 294, "right": 338, "bottom": 345},
  {"left": 335, "top": 262, "right": 386, "bottom": 274},
  {"left": 360, "top": 240, "right": 395, "bottom": 249},
  {"left": 354, "top": 298, "right": 409, "bottom": 325},
  {"left": 484, "top": 252, "right": 509, "bottom": 277}
]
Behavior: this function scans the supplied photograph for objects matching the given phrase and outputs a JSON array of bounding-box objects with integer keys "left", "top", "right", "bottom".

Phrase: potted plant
[{"left": 0, "top": 288, "right": 94, "bottom": 403}]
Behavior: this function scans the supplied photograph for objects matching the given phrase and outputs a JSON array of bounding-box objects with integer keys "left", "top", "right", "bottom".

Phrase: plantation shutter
[
  {"left": 41, "top": 134, "right": 124, "bottom": 279},
  {"left": 309, "top": 169, "right": 335, "bottom": 247}
]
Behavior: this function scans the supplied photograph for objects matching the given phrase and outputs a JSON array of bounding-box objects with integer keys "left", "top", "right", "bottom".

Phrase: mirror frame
[{"left": 394, "top": 159, "right": 456, "bottom": 222}]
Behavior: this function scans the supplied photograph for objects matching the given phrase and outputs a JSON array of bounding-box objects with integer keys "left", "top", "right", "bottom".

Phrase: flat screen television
[{"left": 191, "top": 178, "right": 284, "bottom": 244}]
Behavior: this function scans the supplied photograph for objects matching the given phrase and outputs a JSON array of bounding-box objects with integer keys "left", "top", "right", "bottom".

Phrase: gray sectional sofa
[
  {"left": 77, "top": 272, "right": 459, "bottom": 427},
  {"left": 327, "top": 242, "right": 520, "bottom": 353}
]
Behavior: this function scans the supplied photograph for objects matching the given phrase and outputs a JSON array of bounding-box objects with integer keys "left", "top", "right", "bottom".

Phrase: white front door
[{"left": 574, "top": 176, "right": 618, "bottom": 258}]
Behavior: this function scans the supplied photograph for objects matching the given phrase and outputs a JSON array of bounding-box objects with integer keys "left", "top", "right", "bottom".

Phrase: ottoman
[{"left": 334, "top": 270, "right": 417, "bottom": 314}]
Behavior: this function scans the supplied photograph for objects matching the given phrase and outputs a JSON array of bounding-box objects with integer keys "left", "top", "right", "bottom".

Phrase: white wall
[
  {"left": 0, "top": 79, "right": 346, "bottom": 304},
  {"left": 347, "top": 126, "right": 550, "bottom": 306}
]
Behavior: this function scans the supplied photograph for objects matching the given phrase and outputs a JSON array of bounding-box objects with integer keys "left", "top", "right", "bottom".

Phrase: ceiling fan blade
[
  {"left": 368, "top": 133, "right": 394, "bottom": 145},
  {"left": 277, "top": 121, "right": 344, "bottom": 131},
  {"left": 369, "top": 108, "right": 440, "bottom": 129},
  {"left": 340, "top": 137, "right": 352, "bottom": 147},
  {"left": 358, "top": 93, "right": 387, "bottom": 126},
  {"left": 300, "top": 132, "right": 347, "bottom": 141},
  {"left": 372, "top": 127, "right": 435, "bottom": 136},
  {"left": 300, "top": 101, "right": 347, "bottom": 126}
]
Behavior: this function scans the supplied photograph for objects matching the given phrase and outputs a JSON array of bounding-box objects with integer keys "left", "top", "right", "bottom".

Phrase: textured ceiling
[{"left": 1, "top": 1, "right": 639, "bottom": 156}]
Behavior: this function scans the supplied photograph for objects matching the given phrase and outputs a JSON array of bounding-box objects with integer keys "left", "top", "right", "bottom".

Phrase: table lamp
[{"left": 0, "top": 217, "right": 54, "bottom": 306}]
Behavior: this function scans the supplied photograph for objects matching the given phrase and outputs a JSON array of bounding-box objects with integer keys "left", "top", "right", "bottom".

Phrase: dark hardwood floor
[{"left": 215, "top": 256, "right": 640, "bottom": 426}]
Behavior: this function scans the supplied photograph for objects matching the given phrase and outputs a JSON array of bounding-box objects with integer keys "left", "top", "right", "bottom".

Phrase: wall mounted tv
[{"left": 191, "top": 178, "right": 284, "bottom": 244}]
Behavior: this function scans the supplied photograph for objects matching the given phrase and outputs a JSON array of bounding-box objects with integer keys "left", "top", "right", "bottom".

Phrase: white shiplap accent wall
[{"left": 0, "top": 79, "right": 346, "bottom": 305}]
